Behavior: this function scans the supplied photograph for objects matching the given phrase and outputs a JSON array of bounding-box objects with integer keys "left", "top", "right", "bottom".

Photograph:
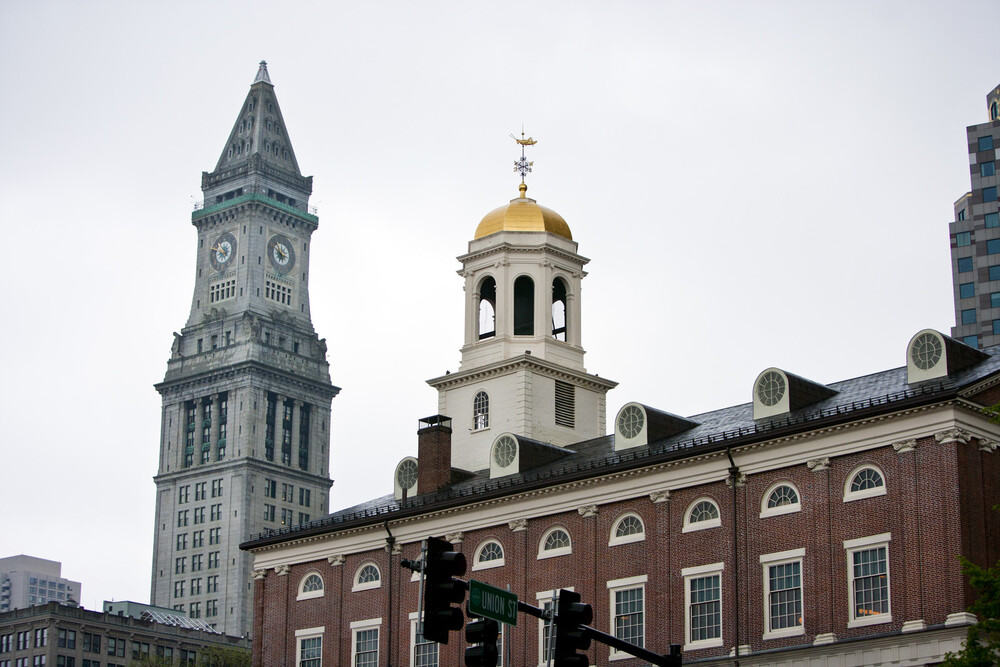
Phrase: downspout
[
  {"left": 385, "top": 520, "right": 396, "bottom": 667},
  {"left": 726, "top": 448, "right": 741, "bottom": 666}
]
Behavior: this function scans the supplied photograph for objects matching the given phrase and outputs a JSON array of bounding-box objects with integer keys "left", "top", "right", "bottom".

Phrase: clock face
[
  {"left": 267, "top": 234, "right": 295, "bottom": 273},
  {"left": 209, "top": 232, "right": 237, "bottom": 272}
]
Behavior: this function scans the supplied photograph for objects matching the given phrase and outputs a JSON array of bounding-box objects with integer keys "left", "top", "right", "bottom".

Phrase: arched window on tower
[
  {"left": 992, "top": 101, "right": 999, "bottom": 121},
  {"left": 514, "top": 276, "right": 534, "bottom": 336},
  {"left": 473, "top": 391, "right": 489, "bottom": 430},
  {"left": 478, "top": 277, "right": 496, "bottom": 340},
  {"left": 551, "top": 278, "right": 567, "bottom": 341}
]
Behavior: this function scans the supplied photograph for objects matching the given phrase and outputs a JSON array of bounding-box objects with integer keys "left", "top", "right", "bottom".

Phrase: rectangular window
[
  {"left": 282, "top": 483, "right": 294, "bottom": 502},
  {"left": 33, "top": 629, "right": 45, "bottom": 648},
  {"left": 176, "top": 533, "right": 187, "bottom": 550},
  {"left": 964, "top": 335, "right": 979, "bottom": 348},
  {"left": 982, "top": 161, "right": 996, "bottom": 177},
  {"left": 207, "top": 575, "right": 219, "bottom": 593},
  {"left": 956, "top": 231, "right": 972, "bottom": 246},
  {"left": 410, "top": 619, "right": 438, "bottom": 667},
  {"left": 191, "top": 577, "right": 201, "bottom": 595},
  {"left": 195, "top": 482, "right": 206, "bottom": 501},
  {"left": 991, "top": 265, "right": 1000, "bottom": 281},
  {"left": 265, "top": 279, "right": 294, "bottom": 306},
  {"left": 178, "top": 486, "right": 189, "bottom": 503},
  {"left": 177, "top": 510, "right": 188, "bottom": 527},
  {"left": 761, "top": 550, "right": 804, "bottom": 638},
  {"left": 988, "top": 239, "right": 1000, "bottom": 255},
  {"left": 193, "top": 507, "right": 205, "bottom": 524},
  {"left": 962, "top": 308, "right": 977, "bottom": 324},
  {"left": 993, "top": 320, "right": 1000, "bottom": 336},
  {"left": 211, "top": 479, "right": 223, "bottom": 497},
  {"left": 264, "top": 504, "right": 275, "bottom": 522},
  {"left": 683, "top": 563, "right": 723, "bottom": 649},
  {"left": 206, "top": 599, "right": 218, "bottom": 617},
  {"left": 209, "top": 527, "right": 220, "bottom": 545},
  {"left": 958, "top": 208, "right": 966, "bottom": 221},
  {"left": 299, "top": 513, "right": 310, "bottom": 525},
  {"left": 985, "top": 186, "right": 999, "bottom": 203},
  {"left": 208, "top": 279, "right": 236, "bottom": 304},
  {"left": 961, "top": 282, "right": 976, "bottom": 299},
  {"left": 190, "top": 602, "right": 201, "bottom": 618},
  {"left": 210, "top": 504, "right": 222, "bottom": 521},
  {"left": 608, "top": 577, "right": 645, "bottom": 656},
  {"left": 175, "top": 557, "right": 186, "bottom": 574},
  {"left": 193, "top": 530, "right": 204, "bottom": 548},
  {"left": 208, "top": 552, "right": 219, "bottom": 569},
  {"left": 979, "top": 135, "right": 995, "bottom": 151},
  {"left": 554, "top": 380, "right": 575, "bottom": 428},
  {"left": 264, "top": 479, "right": 277, "bottom": 498},
  {"left": 846, "top": 533, "right": 891, "bottom": 627},
  {"left": 986, "top": 212, "right": 1000, "bottom": 228},
  {"left": 299, "top": 488, "right": 311, "bottom": 507},
  {"left": 82, "top": 633, "right": 99, "bottom": 653},
  {"left": 958, "top": 257, "right": 974, "bottom": 273},
  {"left": 191, "top": 555, "right": 203, "bottom": 571},
  {"left": 352, "top": 623, "right": 379, "bottom": 667},
  {"left": 173, "top": 581, "right": 184, "bottom": 598},
  {"left": 282, "top": 508, "right": 295, "bottom": 526}
]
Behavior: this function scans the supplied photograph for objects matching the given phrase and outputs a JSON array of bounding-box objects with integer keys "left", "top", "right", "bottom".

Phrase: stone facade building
[
  {"left": 241, "top": 179, "right": 1000, "bottom": 666},
  {"left": 949, "top": 83, "right": 1000, "bottom": 347},
  {"left": 0, "top": 601, "right": 249, "bottom": 667},
  {"left": 150, "top": 62, "right": 338, "bottom": 638}
]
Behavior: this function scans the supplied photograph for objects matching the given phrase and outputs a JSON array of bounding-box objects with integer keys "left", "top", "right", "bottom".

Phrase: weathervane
[{"left": 511, "top": 128, "right": 537, "bottom": 184}]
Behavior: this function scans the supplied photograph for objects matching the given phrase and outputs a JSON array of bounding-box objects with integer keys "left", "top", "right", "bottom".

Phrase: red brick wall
[{"left": 252, "top": 438, "right": 988, "bottom": 666}]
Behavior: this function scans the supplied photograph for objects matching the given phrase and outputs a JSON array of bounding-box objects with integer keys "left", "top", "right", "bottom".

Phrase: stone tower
[
  {"left": 427, "top": 173, "right": 617, "bottom": 473},
  {"left": 150, "top": 62, "right": 339, "bottom": 637}
]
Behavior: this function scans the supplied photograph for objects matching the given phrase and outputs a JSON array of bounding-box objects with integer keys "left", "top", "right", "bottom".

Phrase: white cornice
[{"left": 426, "top": 354, "right": 617, "bottom": 391}]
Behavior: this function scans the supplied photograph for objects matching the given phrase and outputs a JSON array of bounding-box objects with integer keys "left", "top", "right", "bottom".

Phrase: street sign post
[{"left": 468, "top": 579, "right": 518, "bottom": 627}]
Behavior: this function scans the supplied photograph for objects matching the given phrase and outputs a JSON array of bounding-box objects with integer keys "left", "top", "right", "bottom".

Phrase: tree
[{"left": 942, "top": 536, "right": 1000, "bottom": 665}]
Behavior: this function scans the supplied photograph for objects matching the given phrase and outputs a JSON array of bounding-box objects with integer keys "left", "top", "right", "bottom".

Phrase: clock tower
[{"left": 149, "top": 62, "right": 339, "bottom": 637}]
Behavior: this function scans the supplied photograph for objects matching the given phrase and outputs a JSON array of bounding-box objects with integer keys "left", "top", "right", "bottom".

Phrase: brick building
[{"left": 241, "top": 171, "right": 1000, "bottom": 666}]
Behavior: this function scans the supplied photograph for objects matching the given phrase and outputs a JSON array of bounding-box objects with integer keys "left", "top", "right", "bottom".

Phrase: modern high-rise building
[
  {"left": 949, "top": 84, "right": 1000, "bottom": 347},
  {"left": 149, "top": 62, "right": 339, "bottom": 637},
  {"left": 0, "top": 556, "right": 81, "bottom": 612}
]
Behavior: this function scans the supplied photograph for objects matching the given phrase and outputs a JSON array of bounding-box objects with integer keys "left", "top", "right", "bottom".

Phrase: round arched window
[
  {"left": 844, "top": 465, "right": 887, "bottom": 502},
  {"left": 609, "top": 514, "right": 645, "bottom": 545},
  {"left": 761, "top": 483, "right": 801, "bottom": 517},
  {"left": 473, "top": 540, "right": 505, "bottom": 571},
  {"left": 538, "top": 528, "right": 571, "bottom": 559},
  {"left": 683, "top": 498, "right": 721, "bottom": 532},
  {"left": 353, "top": 563, "right": 381, "bottom": 591}
]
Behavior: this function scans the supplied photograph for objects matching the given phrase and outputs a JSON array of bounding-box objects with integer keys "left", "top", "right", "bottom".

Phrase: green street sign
[{"left": 468, "top": 579, "right": 518, "bottom": 626}]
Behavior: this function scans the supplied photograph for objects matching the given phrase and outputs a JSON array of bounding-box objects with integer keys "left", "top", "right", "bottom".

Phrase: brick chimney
[{"left": 417, "top": 415, "right": 452, "bottom": 495}]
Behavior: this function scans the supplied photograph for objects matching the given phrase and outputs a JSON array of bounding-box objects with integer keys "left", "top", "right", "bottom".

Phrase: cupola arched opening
[
  {"left": 551, "top": 277, "right": 568, "bottom": 341},
  {"left": 514, "top": 275, "right": 534, "bottom": 336},
  {"left": 478, "top": 276, "right": 496, "bottom": 340}
]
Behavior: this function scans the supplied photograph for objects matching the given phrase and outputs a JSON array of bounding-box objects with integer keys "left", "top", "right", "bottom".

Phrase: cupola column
[
  {"left": 537, "top": 262, "right": 552, "bottom": 341},
  {"left": 569, "top": 285, "right": 582, "bottom": 347},
  {"left": 464, "top": 272, "right": 477, "bottom": 346}
]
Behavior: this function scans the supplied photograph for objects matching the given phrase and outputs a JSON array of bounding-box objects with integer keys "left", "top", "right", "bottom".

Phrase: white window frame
[
  {"left": 682, "top": 497, "right": 721, "bottom": 533},
  {"left": 352, "top": 562, "right": 381, "bottom": 592},
  {"left": 473, "top": 391, "right": 490, "bottom": 432},
  {"left": 297, "top": 572, "right": 325, "bottom": 601},
  {"left": 760, "top": 548, "right": 805, "bottom": 640},
  {"left": 472, "top": 539, "right": 506, "bottom": 571},
  {"left": 608, "top": 513, "right": 646, "bottom": 546},
  {"left": 760, "top": 482, "right": 802, "bottom": 518},
  {"left": 408, "top": 611, "right": 439, "bottom": 667},
  {"left": 537, "top": 527, "right": 572, "bottom": 559},
  {"left": 845, "top": 533, "right": 892, "bottom": 628},
  {"left": 843, "top": 465, "right": 887, "bottom": 502},
  {"left": 350, "top": 618, "right": 381, "bottom": 667},
  {"left": 607, "top": 575, "right": 647, "bottom": 660},
  {"left": 295, "top": 626, "right": 324, "bottom": 667},
  {"left": 682, "top": 562, "right": 724, "bottom": 650},
  {"left": 536, "top": 588, "right": 572, "bottom": 667}
]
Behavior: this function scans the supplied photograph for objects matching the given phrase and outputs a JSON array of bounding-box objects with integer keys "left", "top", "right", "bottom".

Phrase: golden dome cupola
[{"left": 473, "top": 182, "right": 573, "bottom": 240}]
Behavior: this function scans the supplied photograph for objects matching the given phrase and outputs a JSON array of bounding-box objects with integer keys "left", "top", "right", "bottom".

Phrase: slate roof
[{"left": 241, "top": 346, "right": 1000, "bottom": 550}]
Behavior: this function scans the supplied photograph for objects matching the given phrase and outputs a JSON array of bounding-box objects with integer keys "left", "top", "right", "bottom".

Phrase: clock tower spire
[{"left": 150, "top": 63, "right": 338, "bottom": 638}]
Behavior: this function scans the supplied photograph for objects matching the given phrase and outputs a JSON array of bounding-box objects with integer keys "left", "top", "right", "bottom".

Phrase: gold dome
[{"left": 474, "top": 183, "right": 572, "bottom": 240}]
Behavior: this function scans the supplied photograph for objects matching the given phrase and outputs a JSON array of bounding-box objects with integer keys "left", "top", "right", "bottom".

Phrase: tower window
[
  {"left": 265, "top": 279, "right": 293, "bottom": 305},
  {"left": 513, "top": 275, "right": 534, "bottom": 336},
  {"left": 209, "top": 279, "right": 236, "bottom": 303},
  {"left": 552, "top": 278, "right": 568, "bottom": 341},
  {"left": 473, "top": 391, "right": 489, "bottom": 430},
  {"left": 554, "top": 380, "right": 575, "bottom": 428},
  {"left": 478, "top": 276, "right": 496, "bottom": 340}
]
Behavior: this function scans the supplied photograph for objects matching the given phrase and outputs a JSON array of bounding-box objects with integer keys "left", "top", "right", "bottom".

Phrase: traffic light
[
  {"left": 464, "top": 617, "right": 499, "bottom": 667},
  {"left": 553, "top": 589, "right": 592, "bottom": 667},
  {"left": 422, "top": 537, "right": 467, "bottom": 644}
]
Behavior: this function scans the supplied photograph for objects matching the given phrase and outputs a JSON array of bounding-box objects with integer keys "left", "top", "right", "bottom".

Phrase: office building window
[
  {"left": 993, "top": 320, "right": 1000, "bottom": 336},
  {"left": 986, "top": 212, "right": 1000, "bottom": 228},
  {"left": 191, "top": 554, "right": 203, "bottom": 571},
  {"left": 264, "top": 479, "right": 277, "bottom": 498},
  {"left": 846, "top": 533, "right": 892, "bottom": 627},
  {"left": 210, "top": 504, "right": 222, "bottom": 521},
  {"left": 208, "top": 552, "right": 219, "bottom": 569},
  {"left": 193, "top": 507, "right": 205, "bottom": 524},
  {"left": 195, "top": 482, "right": 205, "bottom": 501},
  {"left": 989, "top": 238, "right": 1000, "bottom": 254},
  {"left": 209, "top": 527, "right": 220, "bottom": 545},
  {"left": 211, "top": 479, "right": 223, "bottom": 497},
  {"left": 33, "top": 628, "right": 45, "bottom": 648},
  {"left": 264, "top": 504, "right": 275, "bottom": 522},
  {"left": 207, "top": 575, "right": 219, "bottom": 593},
  {"left": 300, "top": 488, "right": 311, "bottom": 507},
  {"left": 964, "top": 335, "right": 979, "bottom": 347},
  {"left": 175, "top": 557, "right": 186, "bottom": 574},
  {"left": 191, "top": 577, "right": 202, "bottom": 595},
  {"left": 193, "top": 530, "right": 204, "bottom": 548},
  {"left": 962, "top": 308, "right": 977, "bottom": 324},
  {"left": 176, "top": 533, "right": 187, "bottom": 550},
  {"left": 956, "top": 231, "right": 972, "bottom": 246},
  {"left": 982, "top": 161, "right": 996, "bottom": 177},
  {"left": 177, "top": 510, "right": 189, "bottom": 527},
  {"left": 178, "top": 486, "right": 189, "bottom": 503},
  {"left": 979, "top": 135, "right": 994, "bottom": 151},
  {"left": 985, "top": 186, "right": 999, "bottom": 203},
  {"left": 958, "top": 257, "right": 974, "bottom": 273},
  {"left": 960, "top": 282, "right": 975, "bottom": 298},
  {"left": 991, "top": 265, "right": 1000, "bottom": 281}
]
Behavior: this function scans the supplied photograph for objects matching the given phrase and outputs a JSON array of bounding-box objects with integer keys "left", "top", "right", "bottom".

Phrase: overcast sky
[{"left": 0, "top": 0, "right": 997, "bottom": 611}]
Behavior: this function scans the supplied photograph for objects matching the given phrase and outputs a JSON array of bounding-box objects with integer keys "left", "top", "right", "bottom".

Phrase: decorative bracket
[
  {"left": 508, "top": 518, "right": 528, "bottom": 532},
  {"left": 327, "top": 554, "right": 345, "bottom": 567},
  {"left": 806, "top": 457, "right": 831, "bottom": 472},
  {"left": 649, "top": 489, "right": 671, "bottom": 504},
  {"left": 892, "top": 438, "right": 917, "bottom": 454},
  {"left": 577, "top": 504, "right": 598, "bottom": 518},
  {"left": 935, "top": 428, "right": 972, "bottom": 445}
]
